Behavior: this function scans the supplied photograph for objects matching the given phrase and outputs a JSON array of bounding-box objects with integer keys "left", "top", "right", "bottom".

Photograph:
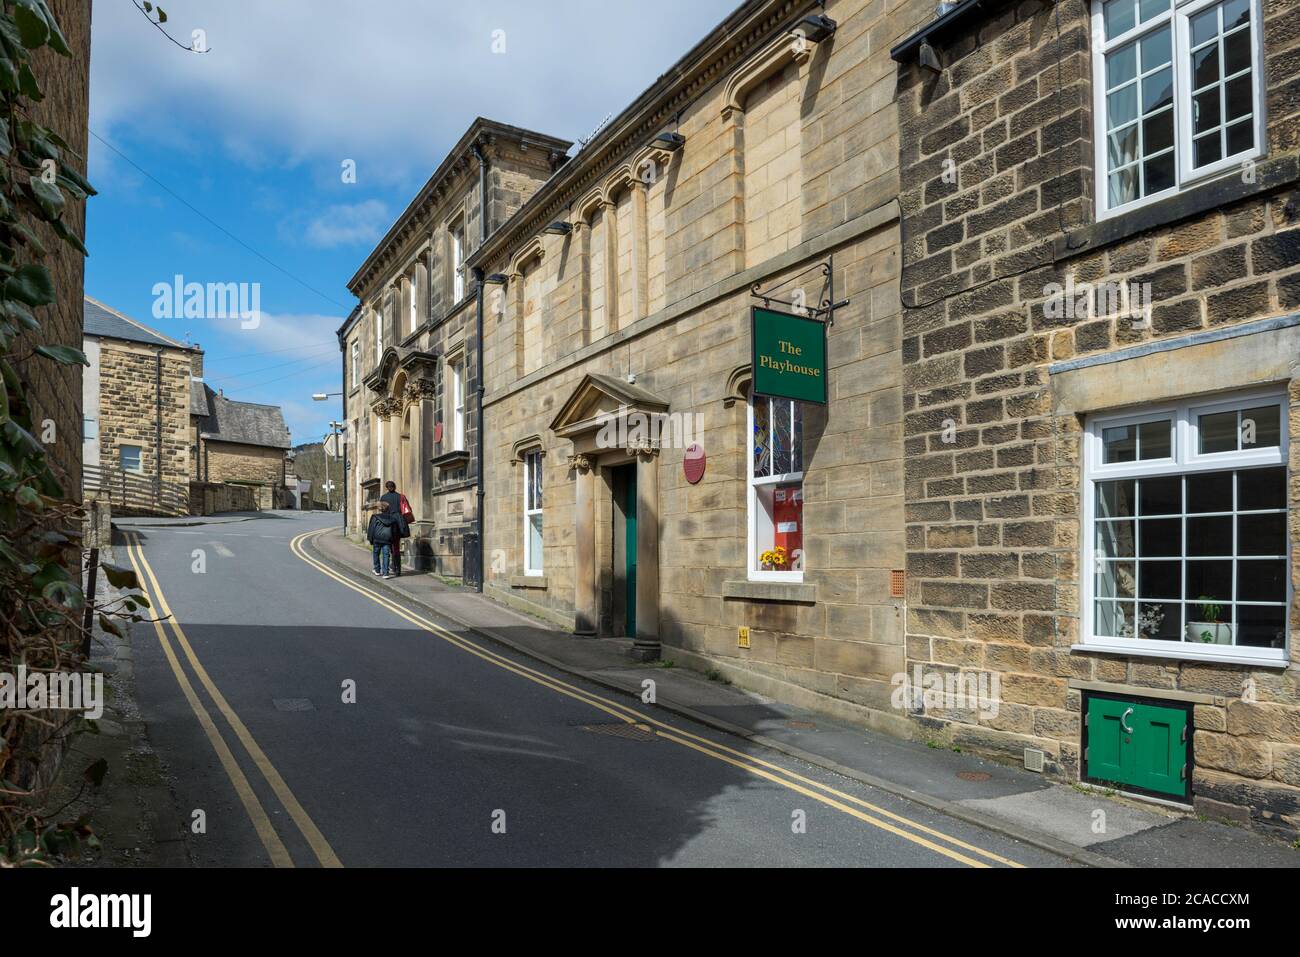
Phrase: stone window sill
[
  {"left": 511, "top": 575, "right": 547, "bottom": 589},
  {"left": 721, "top": 579, "right": 817, "bottom": 604},
  {"left": 431, "top": 449, "right": 470, "bottom": 471}
]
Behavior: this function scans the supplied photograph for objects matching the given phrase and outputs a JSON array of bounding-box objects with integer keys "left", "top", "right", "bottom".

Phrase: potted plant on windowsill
[
  {"left": 1186, "top": 598, "right": 1233, "bottom": 645},
  {"left": 759, "top": 546, "right": 787, "bottom": 572}
]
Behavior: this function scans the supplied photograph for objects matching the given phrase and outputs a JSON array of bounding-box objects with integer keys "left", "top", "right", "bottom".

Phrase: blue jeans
[{"left": 372, "top": 543, "right": 391, "bottom": 575}]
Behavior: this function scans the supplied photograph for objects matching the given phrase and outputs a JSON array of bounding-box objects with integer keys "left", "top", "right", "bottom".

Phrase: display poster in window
[{"left": 773, "top": 484, "right": 803, "bottom": 559}]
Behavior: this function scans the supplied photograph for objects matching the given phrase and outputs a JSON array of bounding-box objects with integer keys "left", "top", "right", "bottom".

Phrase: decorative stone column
[
  {"left": 570, "top": 453, "right": 597, "bottom": 636},
  {"left": 407, "top": 375, "right": 438, "bottom": 571},
  {"left": 631, "top": 440, "right": 660, "bottom": 661}
]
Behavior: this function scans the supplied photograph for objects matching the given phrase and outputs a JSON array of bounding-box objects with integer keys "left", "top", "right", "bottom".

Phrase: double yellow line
[
  {"left": 291, "top": 528, "right": 1026, "bottom": 868},
  {"left": 123, "top": 532, "right": 342, "bottom": 868}
]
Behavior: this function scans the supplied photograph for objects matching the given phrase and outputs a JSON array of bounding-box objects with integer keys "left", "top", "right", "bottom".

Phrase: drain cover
[
  {"left": 273, "top": 698, "right": 315, "bottom": 712},
  {"left": 956, "top": 771, "right": 992, "bottom": 782},
  {"left": 578, "top": 722, "right": 654, "bottom": 741}
]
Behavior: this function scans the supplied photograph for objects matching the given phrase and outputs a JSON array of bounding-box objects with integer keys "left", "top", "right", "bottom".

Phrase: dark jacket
[
  {"left": 367, "top": 511, "right": 399, "bottom": 546},
  {"left": 380, "top": 491, "right": 410, "bottom": 538}
]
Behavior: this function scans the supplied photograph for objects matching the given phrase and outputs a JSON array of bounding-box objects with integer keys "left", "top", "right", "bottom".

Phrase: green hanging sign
[{"left": 751, "top": 306, "right": 827, "bottom": 404}]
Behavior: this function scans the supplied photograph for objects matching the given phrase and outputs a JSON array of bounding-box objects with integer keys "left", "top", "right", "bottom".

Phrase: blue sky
[{"left": 86, "top": 0, "right": 738, "bottom": 444}]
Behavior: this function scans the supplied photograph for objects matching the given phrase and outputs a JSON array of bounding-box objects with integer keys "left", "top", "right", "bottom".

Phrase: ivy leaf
[
  {"left": 27, "top": 175, "right": 62, "bottom": 217},
  {"left": 4, "top": 262, "right": 53, "bottom": 305},
  {"left": 12, "top": 0, "right": 50, "bottom": 48},
  {"left": 14, "top": 484, "right": 41, "bottom": 508},
  {"left": 83, "top": 758, "right": 108, "bottom": 787},
  {"left": 51, "top": 219, "right": 87, "bottom": 255},
  {"left": 34, "top": 344, "right": 86, "bottom": 365},
  {"left": 99, "top": 562, "right": 140, "bottom": 590},
  {"left": 98, "top": 613, "right": 125, "bottom": 639},
  {"left": 41, "top": 578, "right": 82, "bottom": 609}
]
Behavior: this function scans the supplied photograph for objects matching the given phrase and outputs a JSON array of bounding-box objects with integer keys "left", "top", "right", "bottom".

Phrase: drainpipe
[{"left": 471, "top": 142, "right": 489, "bottom": 591}]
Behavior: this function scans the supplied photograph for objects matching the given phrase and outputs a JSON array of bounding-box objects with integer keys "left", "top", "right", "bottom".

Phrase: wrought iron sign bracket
[{"left": 750, "top": 254, "right": 849, "bottom": 326}]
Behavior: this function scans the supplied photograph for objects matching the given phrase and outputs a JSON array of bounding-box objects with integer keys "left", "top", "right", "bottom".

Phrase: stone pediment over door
[
  {"left": 364, "top": 345, "right": 440, "bottom": 397},
  {"left": 549, "top": 372, "right": 669, "bottom": 456}
]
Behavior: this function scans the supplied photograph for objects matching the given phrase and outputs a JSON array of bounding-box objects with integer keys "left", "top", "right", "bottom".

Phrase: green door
[
  {"left": 625, "top": 469, "right": 637, "bottom": 637},
  {"left": 1085, "top": 696, "right": 1188, "bottom": 798}
]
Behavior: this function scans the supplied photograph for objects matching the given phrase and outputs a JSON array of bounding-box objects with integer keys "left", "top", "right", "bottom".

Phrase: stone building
[
  {"left": 892, "top": 0, "right": 1300, "bottom": 830},
  {"left": 82, "top": 296, "right": 197, "bottom": 497},
  {"left": 191, "top": 381, "right": 292, "bottom": 509},
  {"left": 340, "top": 118, "right": 571, "bottom": 573},
  {"left": 469, "top": 0, "right": 914, "bottom": 679}
]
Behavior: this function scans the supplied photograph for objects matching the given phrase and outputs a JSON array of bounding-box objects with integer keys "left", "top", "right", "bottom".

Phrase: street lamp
[{"left": 312, "top": 392, "right": 342, "bottom": 401}]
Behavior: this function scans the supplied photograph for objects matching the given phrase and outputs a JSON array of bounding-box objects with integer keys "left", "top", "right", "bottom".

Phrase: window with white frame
[
  {"left": 451, "top": 221, "right": 466, "bottom": 303},
  {"left": 448, "top": 354, "right": 465, "bottom": 450},
  {"left": 1084, "top": 389, "right": 1290, "bottom": 664},
  {"left": 373, "top": 308, "right": 383, "bottom": 364},
  {"left": 1092, "top": 0, "right": 1263, "bottom": 216},
  {"left": 523, "top": 449, "right": 543, "bottom": 575},
  {"left": 747, "top": 391, "right": 804, "bottom": 580},
  {"left": 119, "top": 444, "right": 143, "bottom": 474},
  {"left": 350, "top": 339, "right": 360, "bottom": 388}
]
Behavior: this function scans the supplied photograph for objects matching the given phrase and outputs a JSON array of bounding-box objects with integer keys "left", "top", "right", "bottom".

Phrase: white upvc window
[
  {"left": 350, "top": 339, "right": 359, "bottom": 388},
  {"left": 119, "top": 444, "right": 143, "bottom": 474},
  {"left": 1091, "top": 0, "right": 1264, "bottom": 218},
  {"left": 451, "top": 222, "right": 466, "bottom": 303},
  {"left": 448, "top": 354, "right": 465, "bottom": 450},
  {"left": 523, "top": 449, "right": 544, "bottom": 575},
  {"left": 747, "top": 391, "right": 805, "bottom": 581},
  {"left": 1081, "top": 388, "right": 1290, "bottom": 667}
]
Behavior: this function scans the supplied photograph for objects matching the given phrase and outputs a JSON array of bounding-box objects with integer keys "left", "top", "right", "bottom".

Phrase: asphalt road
[{"left": 119, "top": 510, "right": 1068, "bottom": 868}]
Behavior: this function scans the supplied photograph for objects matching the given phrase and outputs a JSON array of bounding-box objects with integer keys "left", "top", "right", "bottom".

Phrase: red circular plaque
[{"left": 683, "top": 444, "right": 706, "bottom": 484}]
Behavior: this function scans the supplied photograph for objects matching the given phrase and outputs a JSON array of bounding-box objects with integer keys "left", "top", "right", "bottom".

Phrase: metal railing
[{"left": 83, "top": 463, "right": 190, "bottom": 517}]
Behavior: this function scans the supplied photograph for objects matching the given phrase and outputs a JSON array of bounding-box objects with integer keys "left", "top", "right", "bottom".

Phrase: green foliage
[{"left": 0, "top": 0, "right": 114, "bottom": 867}]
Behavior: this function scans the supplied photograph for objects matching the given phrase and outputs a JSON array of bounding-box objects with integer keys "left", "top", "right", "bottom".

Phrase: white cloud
[
  {"left": 89, "top": 0, "right": 740, "bottom": 183},
  {"left": 296, "top": 199, "right": 391, "bottom": 249}
]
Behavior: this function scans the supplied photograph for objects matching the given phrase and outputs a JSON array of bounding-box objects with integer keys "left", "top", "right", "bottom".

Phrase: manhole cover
[
  {"left": 273, "top": 698, "right": 315, "bottom": 712},
  {"left": 786, "top": 720, "right": 817, "bottom": 730},
  {"left": 578, "top": 722, "right": 654, "bottom": 741},
  {"left": 956, "top": 771, "right": 992, "bottom": 782}
]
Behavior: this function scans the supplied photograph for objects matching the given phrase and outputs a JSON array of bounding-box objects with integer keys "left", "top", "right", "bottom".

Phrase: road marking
[
  {"left": 211, "top": 542, "right": 235, "bottom": 558},
  {"left": 292, "top": 529, "right": 1025, "bottom": 868},
  {"left": 128, "top": 532, "right": 344, "bottom": 868},
  {"left": 122, "top": 535, "right": 294, "bottom": 868}
]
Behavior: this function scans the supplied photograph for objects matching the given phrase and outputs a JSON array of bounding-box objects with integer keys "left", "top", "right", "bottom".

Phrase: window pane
[
  {"left": 753, "top": 398, "right": 771, "bottom": 478},
  {"left": 1142, "top": 110, "right": 1174, "bottom": 155},
  {"left": 1108, "top": 124, "right": 1139, "bottom": 169},
  {"left": 1238, "top": 560, "right": 1286, "bottom": 602},
  {"left": 1138, "top": 559, "right": 1179, "bottom": 598},
  {"left": 1104, "top": 0, "right": 1136, "bottom": 38},
  {"left": 1136, "top": 601, "right": 1180, "bottom": 640},
  {"left": 1107, "top": 84, "right": 1139, "bottom": 128},
  {"left": 1193, "top": 87, "right": 1221, "bottom": 134},
  {"left": 773, "top": 483, "right": 803, "bottom": 564},
  {"left": 1098, "top": 560, "right": 1136, "bottom": 598},
  {"left": 527, "top": 513, "right": 543, "bottom": 569},
  {"left": 1096, "top": 600, "right": 1135, "bottom": 638},
  {"left": 1139, "top": 475, "right": 1180, "bottom": 515},
  {"left": 1108, "top": 167, "right": 1139, "bottom": 207},
  {"left": 1222, "top": 0, "right": 1248, "bottom": 30},
  {"left": 1097, "top": 479, "right": 1136, "bottom": 518},
  {"left": 1238, "top": 467, "right": 1285, "bottom": 511},
  {"left": 1192, "top": 45, "right": 1219, "bottom": 89},
  {"left": 1198, "top": 410, "right": 1237, "bottom": 453},
  {"left": 1143, "top": 151, "right": 1176, "bottom": 194},
  {"left": 1190, "top": 7, "right": 1218, "bottom": 46},
  {"left": 1187, "top": 515, "right": 1232, "bottom": 554},
  {"left": 1139, "top": 0, "right": 1169, "bottom": 22},
  {"left": 1107, "top": 41, "right": 1138, "bottom": 88},
  {"left": 1194, "top": 131, "right": 1223, "bottom": 167},
  {"left": 1224, "top": 73, "right": 1250, "bottom": 121},
  {"left": 1102, "top": 424, "right": 1137, "bottom": 462},
  {"left": 1137, "top": 419, "right": 1172, "bottom": 458},
  {"left": 1225, "top": 118, "right": 1254, "bottom": 155},
  {"left": 1238, "top": 513, "right": 1285, "bottom": 555},
  {"left": 1185, "top": 559, "right": 1231, "bottom": 603},
  {"left": 1142, "top": 66, "right": 1173, "bottom": 113},
  {"left": 1187, "top": 471, "right": 1233, "bottom": 512},
  {"left": 773, "top": 401, "right": 794, "bottom": 475},
  {"left": 791, "top": 401, "right": 804, "bottom": 473},
  {"left": 1223, "top": 27, "right": 1251, "bottom": 76},
  {"left": 1139, "top": 27, "right": 1171, "bottom": 69},
  {"left": 1239, "top": 405, "right": 1279, "bottom": 448},
  {"left": 1139, "top": 518, "right": 1180, "bottom": 556},
  {"left": 1097, "top": 519, "right": 1136, "bottom": 558},
  {"left": 1237, "top": 604, "right": 1285, "bottom": 648}
]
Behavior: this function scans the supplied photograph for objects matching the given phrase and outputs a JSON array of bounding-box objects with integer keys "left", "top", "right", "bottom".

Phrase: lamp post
[{"left": 312, "top": 392, "right": 346, "bottom": 530}]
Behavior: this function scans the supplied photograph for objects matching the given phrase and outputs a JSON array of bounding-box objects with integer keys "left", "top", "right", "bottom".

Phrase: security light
[
  {"left": 918, "top": 40, "right": 942, "bottom": 73},
  {"left": 484, "top": 273, "right": 508, "bottom": 284},
  {"left": 794, "top": 14, "right": 836, "bottom": 44},
  {"left": 543, "top": 221, "right": 572, "bottom": 236},
  {"left": 653, "top": 132, "right": 685, "bottom": 152}
]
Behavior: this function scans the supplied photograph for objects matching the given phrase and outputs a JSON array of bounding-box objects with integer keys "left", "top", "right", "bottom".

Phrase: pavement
[
  {"left": 308, "top": 522, "right": 1300, "bottom": 869},
  {"left": 70, "top": 509, "right": 1298, "bottom": 868}
]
